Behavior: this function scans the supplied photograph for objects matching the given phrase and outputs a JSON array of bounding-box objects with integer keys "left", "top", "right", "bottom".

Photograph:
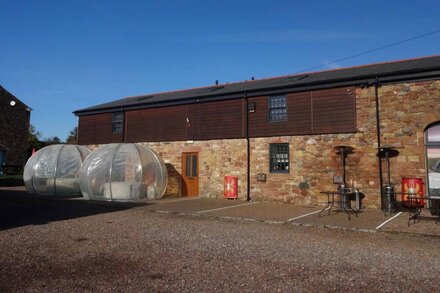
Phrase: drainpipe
[
  {"left": 245, "top": 92, "right": 251, "bottom": 201},
  {"left": 122, "top": 107, "right": 126, "bottom": 143},
  {"left": 374, "top": 77, "right": 385, "bottom": 210}
]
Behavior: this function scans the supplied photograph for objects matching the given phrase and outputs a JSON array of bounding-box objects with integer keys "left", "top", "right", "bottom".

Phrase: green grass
[{"left": 0, "top": 174, "right": 24, "bottom": 186}]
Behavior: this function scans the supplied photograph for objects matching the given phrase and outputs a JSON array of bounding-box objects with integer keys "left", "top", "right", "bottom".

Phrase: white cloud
[{"left": 322, "top": 61, "right": 343, "bottom": 70}]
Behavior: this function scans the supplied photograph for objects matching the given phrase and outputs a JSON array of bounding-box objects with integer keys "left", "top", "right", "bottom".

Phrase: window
[
  {"left": 268, "top": 95, "right": 287, "bottom": 122},
  {"left": 426, "top": 123, "right": 440, "bottom": 197},
  {"left": 270, "top": 143, "right": 289, "bottom": 173},
  {"left": 112, "top": 112, "right": 124, "bottom": 134}
]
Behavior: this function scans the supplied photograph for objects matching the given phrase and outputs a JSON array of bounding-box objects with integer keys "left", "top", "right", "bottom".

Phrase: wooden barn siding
[
  {"left": 312, "top": 87, "right": 356, "bottom": 134},
  {"left": 125, "top": 105, "right": 187, "bottom": 142},
  {"left": 78, "top": 113, "right": 123, "bottom": 145},
  {"left": 124, "top": 99, "right": 244, "bottom": 142},
  {"left": 77, "top": 86, "right": 356, "bottom": 144},
  {"left": 248, "top": 86, "right": 356, "bottom": 137},
  {"left": 187, "top": 99, "right": 244, "bottom": 140},
  {"left": 248, "top": 91, "right": 312, "bottom": 137}
]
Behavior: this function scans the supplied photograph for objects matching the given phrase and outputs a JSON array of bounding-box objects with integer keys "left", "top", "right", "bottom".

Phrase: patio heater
[
  {"left": 333, "top": 145, "right": 355, "bottom": 189},
  {"left": 376, "top": 147, "right": 399, "bottom": 213},
  {"left": 333, "top": 145, "right": 355, "bottom": 208}
]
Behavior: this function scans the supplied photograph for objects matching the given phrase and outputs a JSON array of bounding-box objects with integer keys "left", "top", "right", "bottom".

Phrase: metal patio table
[
  {"left": 405, "top": 195, "right": 440, "bottom": 226},
  {"left": 319, "top": 190, "right": 359, "bottom": 220}
]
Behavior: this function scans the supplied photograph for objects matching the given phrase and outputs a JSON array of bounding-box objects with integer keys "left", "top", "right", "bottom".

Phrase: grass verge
[{"left": 0, "top": 175, "right": 24, "bottom": 186}]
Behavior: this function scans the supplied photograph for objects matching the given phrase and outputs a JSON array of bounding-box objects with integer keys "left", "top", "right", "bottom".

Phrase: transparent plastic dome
[
  {"left": 79, "top": 143, "right": 168, "bottom": 201},
  {"left": 24, "top": 144, "right": 91, "bottom": 195}
]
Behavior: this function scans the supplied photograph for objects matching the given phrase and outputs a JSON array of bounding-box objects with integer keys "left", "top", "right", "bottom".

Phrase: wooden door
[{"left": 182, "top": 152, "right": 199, "bottom": 197}]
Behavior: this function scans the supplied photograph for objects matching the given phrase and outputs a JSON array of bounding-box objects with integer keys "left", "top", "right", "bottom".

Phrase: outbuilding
[
  {"left": 0, "top": 86, "right": 31, "bottom": 170},
  {"left": 73, "top": 56, "right": 440, "bottom": 209}
]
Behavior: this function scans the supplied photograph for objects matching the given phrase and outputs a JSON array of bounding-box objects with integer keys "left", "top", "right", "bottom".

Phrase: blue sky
[{"left": 1, "top": 0, "right": 439, "bottom": 141}]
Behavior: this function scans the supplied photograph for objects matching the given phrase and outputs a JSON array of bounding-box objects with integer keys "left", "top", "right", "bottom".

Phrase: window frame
[
  {"left": 269, "top": 143, "right": 290, "bottom": 174},
  {"left": 268, "top": 95, "right": 288, "bottom": 122},
  {"left": 112, "top": 112, "right": 124, "bottom": 134},
  {"left": 425, "top": 122, "right": 440, "bottom": 199}
]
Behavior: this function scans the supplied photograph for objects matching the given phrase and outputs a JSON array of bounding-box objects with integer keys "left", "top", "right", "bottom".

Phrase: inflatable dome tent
[
  {"left": 24, "top": 144, "right": 91, "bottom": 195},
  {"left": 79, "top": 143, "right": 168, "bottom": 201}
]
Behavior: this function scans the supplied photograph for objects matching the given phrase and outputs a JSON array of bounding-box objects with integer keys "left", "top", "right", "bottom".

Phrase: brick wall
[{"left": 0, "top": 87, "right": 31, "bottom": 166}]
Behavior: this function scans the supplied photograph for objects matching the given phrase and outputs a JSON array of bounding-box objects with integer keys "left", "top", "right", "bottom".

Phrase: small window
[
  {"left": 270, "top": 143, "right": 290, "bottom": 173},
  {"left": 268, "top": 95, "right": 287, "bottom": 122},
  {"left": 112, "top": 112, "right": 124, "bottom": 134}
]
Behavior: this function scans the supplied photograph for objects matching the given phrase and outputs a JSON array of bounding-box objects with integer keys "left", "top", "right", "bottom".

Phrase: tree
[
  {"left": 28, "top": 124, "right": 44, "bottom": 155},
  {"left": 43, "top": 136, "right": 62, "bottom": 146},
  {"left": 66, "top": 127, "right": 78, "bottom": 144}
]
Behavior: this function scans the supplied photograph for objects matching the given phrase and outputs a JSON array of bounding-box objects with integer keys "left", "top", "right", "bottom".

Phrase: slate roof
[{"left": 74, "top": 55, "right": 440, "bottom": 116}]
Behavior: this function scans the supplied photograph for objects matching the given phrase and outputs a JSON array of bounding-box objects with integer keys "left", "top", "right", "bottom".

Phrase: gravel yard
[{"left": 1, "top": 191, "right": 440, "bottom": 292}]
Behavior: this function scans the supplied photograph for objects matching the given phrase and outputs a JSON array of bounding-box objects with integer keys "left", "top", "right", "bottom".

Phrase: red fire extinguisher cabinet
[{"left": 224, "top": 175, "right": 238, "bottom": 199}]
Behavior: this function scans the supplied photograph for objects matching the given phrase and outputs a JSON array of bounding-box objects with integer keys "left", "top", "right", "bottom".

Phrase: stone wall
[
  {"left": 139, "top": 139, "right": 248, "bottom": 199},
  {"left": 83, "top": 79, "right": 440, "bottom": 208},
  {"left": 377, "top": 80, "right": 440, "bottom": 190},
  {"left": 249, "top": 80, "right": 440, "bottom": 207}
]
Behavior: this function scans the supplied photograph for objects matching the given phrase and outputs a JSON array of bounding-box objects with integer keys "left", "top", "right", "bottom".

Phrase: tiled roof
[{"left": 74, "top": 55, "right": 440, "bottom": 115}]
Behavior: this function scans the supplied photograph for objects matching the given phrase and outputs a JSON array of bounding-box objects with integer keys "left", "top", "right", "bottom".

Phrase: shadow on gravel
[{"left": 0, "top": 189, "right": 147, "bottom": 231}]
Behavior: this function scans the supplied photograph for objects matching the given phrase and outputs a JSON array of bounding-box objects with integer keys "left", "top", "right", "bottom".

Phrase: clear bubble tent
[
  {"left": 24, "top": 144, "right": 91, "bottom": 195},
  {"left": 79, "top": 143, "right": 168, "bottom": 201}
]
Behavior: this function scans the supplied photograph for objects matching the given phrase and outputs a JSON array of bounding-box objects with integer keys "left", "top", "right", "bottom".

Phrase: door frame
[{"left": 182, "top": 152, "right": 199, "bottom": 197}]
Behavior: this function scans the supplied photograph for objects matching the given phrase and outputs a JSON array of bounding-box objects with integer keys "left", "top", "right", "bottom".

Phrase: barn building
[
  {"left": 0, "top": 86, "right": 31, "bottom": 170},
  {"left": 74, "top": 56, "right": 440, "bottom": 208}
]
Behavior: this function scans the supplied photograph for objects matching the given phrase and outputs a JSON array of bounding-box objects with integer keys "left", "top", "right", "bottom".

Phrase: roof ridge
[
  {"left": 124, "top": 84, "right": 226, "bottom": 100},
  {"left": 123, "top": 54, "right": 440, "bottom": 99}
]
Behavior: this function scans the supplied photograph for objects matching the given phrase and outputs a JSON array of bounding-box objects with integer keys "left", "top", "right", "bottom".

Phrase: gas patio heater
[
  {"left": 377, "top": 147, "right": 400, "bottom": 213},
  {"left": 333, "top": 145, "right": 355, "bottom": 190},
  {"left": 333, "top": 145, "right": 355, "bottom": 208}
]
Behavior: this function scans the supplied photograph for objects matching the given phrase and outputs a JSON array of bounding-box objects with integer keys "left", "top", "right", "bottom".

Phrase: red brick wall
[{"left": 0, "top": 87, "right": 30, "bottom": 166}]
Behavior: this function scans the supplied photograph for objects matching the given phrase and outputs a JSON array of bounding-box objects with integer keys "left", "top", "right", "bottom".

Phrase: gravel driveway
[{"left": 1, "top": 192, "right": 439, "bottom": 292}]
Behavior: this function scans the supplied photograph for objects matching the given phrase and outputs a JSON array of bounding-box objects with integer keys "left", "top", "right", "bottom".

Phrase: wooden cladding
[
  {"left": 187, "top": 99, "right": 244, "bottom": 140},
  {"left": 78, "top": 86, "right": 356, "bottom": 144},
  {"left": 312, "top": 87, "right": 356, "bottom": 134},
  {"left": 249, "top": 86, "right": 356, "bottom": 137},
  {"left": 125, "top": 105, "right": 187, "bottom": 142},
  {"left": 249, "top": 92, "right": 312, "bottom": 137},
  {"left": 125, "top": 99, "right": 244, "bottom": 142},
  {"left": 78, "top": 113, "right": 123, "bottom": 145}
]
